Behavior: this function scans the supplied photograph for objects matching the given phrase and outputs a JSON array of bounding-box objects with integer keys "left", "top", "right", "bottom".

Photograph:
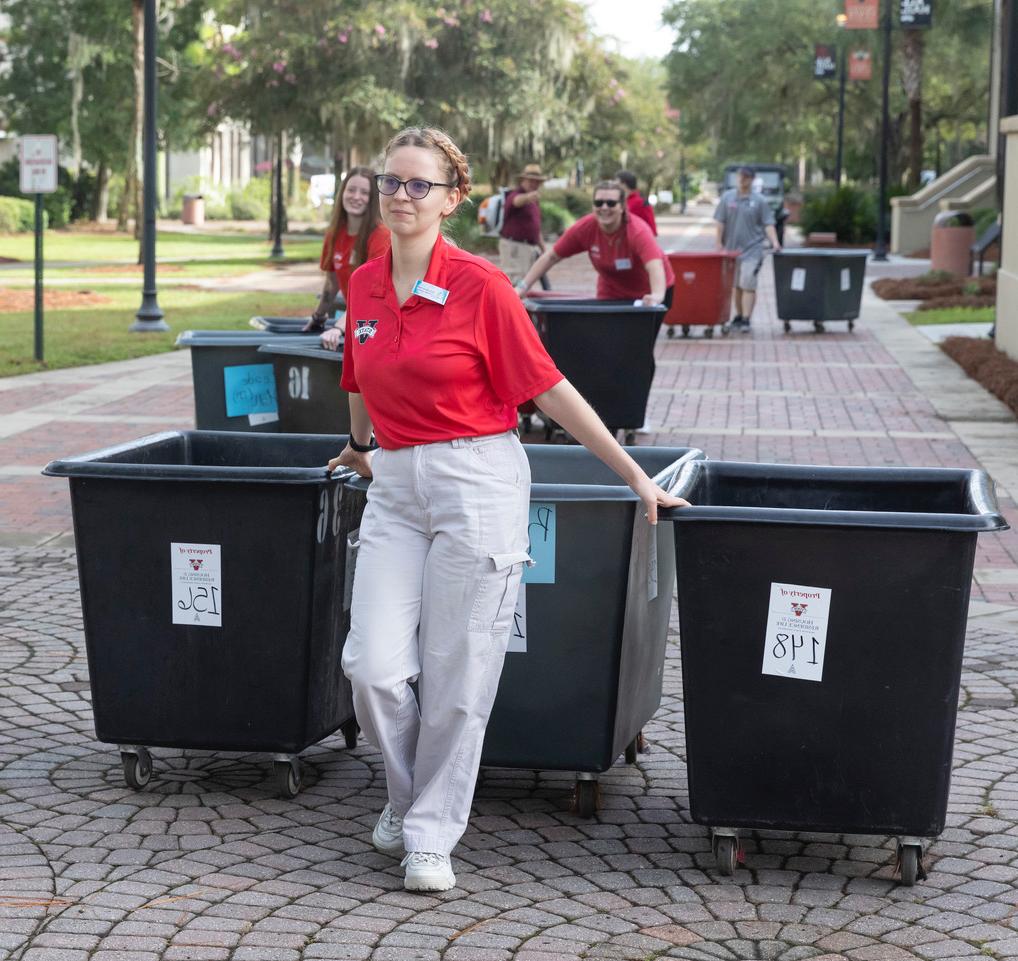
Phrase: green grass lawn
[
  {"left": 0, "top": 287, "right": 314, "bottom": 377},
  {"left": 906, "top": 306, "right": 995, "bottom": 326},
  {"left": 0, "top": 228, "right": 322, "bottom": 265},
  {"left": 0, "top": 255, "right": 317, "bottom": 283}
]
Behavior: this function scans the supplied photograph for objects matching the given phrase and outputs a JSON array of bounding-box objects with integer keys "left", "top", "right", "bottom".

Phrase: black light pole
[
  {"left": 835, "top": 14, "right": 848, "bottom": 187},
  {"left": 873, "top": 0, "right": 893, "bottom": 261},
  {"left": 132, "top": 0, "right": 167, "bottom": 331},
  {"left": 270, "top": 132, "right": 285, "bottom": 259}
]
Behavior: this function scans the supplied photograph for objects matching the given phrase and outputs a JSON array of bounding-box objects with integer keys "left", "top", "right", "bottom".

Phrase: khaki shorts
[
  {"left": 736, "top": 252, "right": 765, "bottom": 291},
  {"left": 498, "top": 238, "right": 540, "bottom": 285}
]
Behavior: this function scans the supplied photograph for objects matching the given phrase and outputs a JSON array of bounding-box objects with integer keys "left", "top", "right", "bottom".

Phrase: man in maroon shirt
[
  {"left": 498, "top": 163, "right": 546, "bottom": 284},
  {"left": 616, "top": 169, "right": 658, "bottom": 236}
]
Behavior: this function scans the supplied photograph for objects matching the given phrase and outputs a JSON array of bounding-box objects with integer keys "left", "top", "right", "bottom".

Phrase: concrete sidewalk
[{"left": 1, "top": 210, "right": 1018, "bottom": 961}]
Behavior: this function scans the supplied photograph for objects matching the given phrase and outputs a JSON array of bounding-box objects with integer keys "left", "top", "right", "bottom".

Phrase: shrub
[
  {"left": 538, "top": 200, "right": 574, "bottom": 237},
  {"left": 971, "top": 206, "right": 999, "bottom": 237},
  {"left": 541, "top": 187, "right": 591, "bottom": 219},
  {"left": 228, "top": 177, "right": 271, "bottom": 220},
  {"left": 800, "top": 185, "right": 877, "bottom": 243},
  {"left": 442, "top": 199, "right": 495, "bottom": 253},
  {"left": 0, "top": 195, "right": 43, "bottom": 232},
  {"left": 0, "top": 157, "right": 72, "bottom": 227}
]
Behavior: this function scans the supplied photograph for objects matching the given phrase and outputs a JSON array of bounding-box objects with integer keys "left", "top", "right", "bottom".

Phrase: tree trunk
[
  {"left": 119, "top": 0, "right": 144, "bottom": 236},
  {"left": 68, "top": 35, "right": 84, "bottom": 179},
  {"left": 901, "top": 29, "right": 925, "bottom": 190},
  {"left": 93, "top": 162, "right": 110, "bottom": 223}
]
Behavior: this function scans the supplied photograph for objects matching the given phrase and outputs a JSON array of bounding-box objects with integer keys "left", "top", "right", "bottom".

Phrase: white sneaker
[
  {"left": 371, "top": 803, "right": 404, "bottom": 855},
  {"left": 402, "top": 851, "right": 456, "bottom": 892}
]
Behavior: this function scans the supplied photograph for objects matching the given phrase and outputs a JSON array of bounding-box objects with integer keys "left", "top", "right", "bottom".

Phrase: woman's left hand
[
  {"left": 640, "top": 293, "right": 663, "bottom": 307},
  {"left": 631, "top": 473, "right": 690, "bottom": 525}
]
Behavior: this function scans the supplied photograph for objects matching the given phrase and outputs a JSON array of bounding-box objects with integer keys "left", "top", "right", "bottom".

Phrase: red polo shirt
[
  {"left": 553, "top": 214, "right": 674, "bottom": 300},
  {"left": 318, "top": 224, "right": 391, "bottom": 298},
  {"left": 341, "top": 234, "right": 563, "bottom": 450}
]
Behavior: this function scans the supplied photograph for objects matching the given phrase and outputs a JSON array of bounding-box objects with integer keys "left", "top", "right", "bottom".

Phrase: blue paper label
[
  {"left": 224, "top": 364, "right": 278, "bottom": 418},
  {"left": 523, "top": 502, "right": 556, "bottom": 584}
]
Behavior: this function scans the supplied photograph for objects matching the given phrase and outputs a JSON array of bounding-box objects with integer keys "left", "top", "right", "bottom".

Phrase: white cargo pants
[{"left": 341, "top": 430, "right": 532, "bottom": 855}]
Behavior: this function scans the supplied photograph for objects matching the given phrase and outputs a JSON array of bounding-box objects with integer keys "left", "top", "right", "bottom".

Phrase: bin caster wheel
[
  {"left": 714, "top": 834, "right": 737, "bottom": 876},
  {"left": 682, "top": 325, "right": 691, "bottom": 338},
  {"left": 574, "top": 778, "right": 599, "bottom": 818},
  {"left": 274, "top": 759, "right": 302, "bottom": 798},
  {"left": 121, "top": 748, "right": 152, "bottom": 790},
  {"left": 341, "top": 718, "right": 359, "bottom": 750},
  {"left": 848, "top": 319, "right": 855, "bottom": 332},
  {"left": 783, "top": 320, "right": 792, "bottom": 333},
  {"left": 521, "top": 415, "right": 533, "bottom": 434},
  {"left": 625, "top": 738, "right": 638, "bottom": 764},
  {"left": 624, "top": 430, "right": 637, "bottom": 446},
  {"left": 703, "top": 327, "right": 714, "bottom": 339},
  {"left": 666, "top": 326, "right": 676, "bottom": 339},
  {"left": 896, "top": 841, "right": 924, "bottom": 887},
  {"left": 721, "top": 323, "right": 731, "bottom": 337},
  {"left": 637, "top": 731, "right": 647, "bottom": 753},
  {"left": 813, "top": 321, "right": 825, "bottom": 334}
]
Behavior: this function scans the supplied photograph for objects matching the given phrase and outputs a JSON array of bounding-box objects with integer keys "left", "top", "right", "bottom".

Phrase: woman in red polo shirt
[
  {"left": 514, "top": 179, "right": 674, "bottom": 307},
  {"left": 327, "top": 128, "right": 687, "bottom": 895},
  {"left": 306, "top": 165, "right": 390, "bottom": 343}
]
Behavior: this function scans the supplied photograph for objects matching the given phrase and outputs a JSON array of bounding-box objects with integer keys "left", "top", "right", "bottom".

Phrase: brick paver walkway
[{"left": 1, "top": 208, "right": 1017, "bottom": 960}]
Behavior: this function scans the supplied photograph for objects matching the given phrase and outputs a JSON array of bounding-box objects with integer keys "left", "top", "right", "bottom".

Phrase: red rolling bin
[{"left": 662, "top": 250, "right": 738, "bottom": 339}]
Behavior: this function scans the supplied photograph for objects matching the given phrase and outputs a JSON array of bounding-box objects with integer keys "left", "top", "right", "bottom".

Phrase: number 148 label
[{"left": 761, "top": 582, "right": 832, "bottom": 683}]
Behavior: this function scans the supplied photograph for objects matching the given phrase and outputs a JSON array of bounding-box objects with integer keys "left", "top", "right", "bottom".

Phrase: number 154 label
[
  {"left": 171, "top": 543, "right": 222, "bottom": 627},
  {"left": 761, "top": 582, "right": 832, "bottom": 683}
]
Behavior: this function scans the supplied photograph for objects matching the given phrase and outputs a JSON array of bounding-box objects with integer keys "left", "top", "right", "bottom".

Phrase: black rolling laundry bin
[
  {"left": 176, "top": 330, "right": 317, "bottom": 432},
  {"left": 257, "top": 341, "right": 350, "bottom": 435},
  {"left": 772, "top": 249, "right": 869, "bottom": 333},
  {"left": 344, "top": 443, "right": 703, "bottom": 816},
  {"left": 662, "top": 460, "right": 1008, "bottom": 884},
  {"left": 524, "top": 298, "right": 666, "bottom": 444},
  {"left": 43, "top": 431, "right": 364, "bottom": 798}
]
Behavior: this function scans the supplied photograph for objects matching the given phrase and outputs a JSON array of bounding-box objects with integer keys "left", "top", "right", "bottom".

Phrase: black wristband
[{"left": 349, "top": 436, "right": 376, "bottom": 453}]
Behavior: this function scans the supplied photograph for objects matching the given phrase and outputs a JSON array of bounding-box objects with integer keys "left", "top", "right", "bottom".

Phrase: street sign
[
  {"left": 900, "top": 0, "right": 932, "bottom": 27},
  {"left": 814, "top": 44, "right": 838, "bottom": 79},
  {"left": 849, "top": 49, "right": 874, "bottom": 80},
  {"left": 19, "top": 135, "right": 58, "bottom": 194},
  {"left": 845, "top": 0, "right": 879, "bottom": 29}
]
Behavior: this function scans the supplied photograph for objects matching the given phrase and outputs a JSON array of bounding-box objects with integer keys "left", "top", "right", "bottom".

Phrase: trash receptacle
[
  {"left": 662, "top": 250, "right": 738, "bottom": 339},
  {"left": 43, "top": 430, "right": 363, "bottom": 797},
  {"left": 344, "top": 443, "right": 704, "bottom": 816},
  {"left": 524, "top": 298, "right": 666, "bottom": 444},
  {"left": 176, "top": 330, "right": 315, "bottom": 432},
  {"left": 931, "top": 210, "right": 976, "bottom": 277},
  {"left": 181, "top": 193, "right": 205, "bottom": 226},
  {"left": 250, "top": 312, "right": 342, "bottom": 333},
  {"left": 662, "top": 460, "right": 1008, "bottom": 884},
  {"left": 257, "top": 341, "right": 350, "bottom": 435},
  {"left": 773, "top": 249, "right": 868, "bottom": 333}
]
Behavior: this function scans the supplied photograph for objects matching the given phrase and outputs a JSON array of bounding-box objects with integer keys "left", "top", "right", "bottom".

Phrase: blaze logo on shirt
[
  {"left": 354, "top": 319, "right": 379, "bottom": 345},
  {"left": 189, "top": 558, "right": 204, "bottom": 571},
  {"left": 790, "top": 602, "right": 807, "bottom": 617}
]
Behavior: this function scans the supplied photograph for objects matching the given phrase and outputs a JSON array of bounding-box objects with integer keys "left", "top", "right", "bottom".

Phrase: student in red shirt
[
  {"left": 616, "top": 169, "right": 658, "bottom": 235},
  {"left": 307, "top": 165, "right": 390, "bottom": 343},
  {"left": 514, "top": 180, "right": 674, "bottom": 308},
  {"left": 327, "top": 128, "right": 687, "bottom": 895}
]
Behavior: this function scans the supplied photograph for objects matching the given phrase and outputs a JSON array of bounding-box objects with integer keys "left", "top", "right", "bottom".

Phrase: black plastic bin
[
  {"left": 772, "top": 249, "right": 869, "bottom": 333},
  {"left": 345, "top": 443, "right": 703, "bottom": 816},
  {"left": 176, "top": 330, "right": 312, "bottom": 432},
  {"left": 662, "top": 460, "right": 1008, "bottom": 884},
  {"left": 257, "top": 342, "right": 350, "bottom": 435},
  {"left": 524, "top": 299, "right": 666, "bottom": 444},
  {"left": 43, "top": 430, "right": 364, "bottom": 797},
  {"left": 250, "top": 313, "right": 340, "bottom": 333}
]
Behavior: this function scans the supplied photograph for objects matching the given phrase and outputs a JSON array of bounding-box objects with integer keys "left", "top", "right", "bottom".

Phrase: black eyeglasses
[
  {"left": 592, "top": 199, "right": 620, "bottom": 208},
  {"left": 375, "top": 174, "right": 457, "bottom": 200}
]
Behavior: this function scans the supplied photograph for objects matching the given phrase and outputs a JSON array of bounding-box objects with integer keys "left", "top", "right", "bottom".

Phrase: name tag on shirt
[
  {"left": 615, "top": 258, "right": 632, "bottom": 270},
  {"left": 412, "top": 279, "right": 450, "bottom": 305}
]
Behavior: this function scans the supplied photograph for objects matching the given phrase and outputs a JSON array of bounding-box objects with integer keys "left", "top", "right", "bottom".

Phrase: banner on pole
[
  {"left": 813, "top": 45, "right": 838, "bottom": 79},
  {"left": 844, "top": 0, "right": 879, "bottom": 29},
  {"left": 900, "top": 0, "right": 932, "bottom": 27},
  {"left": 849, "top": 49, "right": 874, "bottom": 80}
]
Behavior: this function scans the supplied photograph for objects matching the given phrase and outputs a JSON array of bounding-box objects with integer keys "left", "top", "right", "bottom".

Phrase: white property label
[
  {"left": 761, "top": 582, "right": 832, "bottom": 682},
  {"left": 171, "top": 543, "right": 222, "bottom": 627},
  {"left": 508, "top": 585, "right": 527, "bottom": 653},
  {"left": 840, "top": 267, "right": 851, "bottom": 292},
  {"left": 790, "top": 268, "right": 806, "bottom": 291}
]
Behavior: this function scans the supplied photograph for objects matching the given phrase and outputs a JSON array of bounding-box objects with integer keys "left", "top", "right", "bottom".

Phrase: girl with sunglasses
[
  {"left": 515, "top": 179, "right": 674, "bottom": 308},
  {"left": 327, "top": 128, "right": 687, "bottom": 894},
  {"left": 307, "top": 165, "right": 390, "bottom": 347}
]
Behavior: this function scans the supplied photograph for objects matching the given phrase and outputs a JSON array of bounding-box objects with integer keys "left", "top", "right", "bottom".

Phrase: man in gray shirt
[{"left": 714, "top": 166, "right": 781, "bottom": 332}]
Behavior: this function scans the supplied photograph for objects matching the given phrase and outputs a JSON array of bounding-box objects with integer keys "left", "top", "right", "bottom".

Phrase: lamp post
[
  {"left": 270, "top": 131, "right": 285, "bottom": 260},
  {"left": 873, "top": 0, "right": 893, "bottom": 261},
  {"left": 835, "top": 12, "right": 848, "bottom": 187},
  {"left": 131, "top": 0, "right": 167, "bottom": 332}
]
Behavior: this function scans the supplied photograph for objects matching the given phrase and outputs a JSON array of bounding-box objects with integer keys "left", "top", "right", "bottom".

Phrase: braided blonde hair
[{"left": 384, "top": 127, "right": 472, "bottom": 213}]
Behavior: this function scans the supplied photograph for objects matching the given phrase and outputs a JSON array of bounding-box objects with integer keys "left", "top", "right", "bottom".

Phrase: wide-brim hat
[{"left": 517, "top": 163, "right": 547, "bottom": 181}]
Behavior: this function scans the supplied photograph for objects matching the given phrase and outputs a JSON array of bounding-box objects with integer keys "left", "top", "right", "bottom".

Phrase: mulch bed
[
  {"left": 940, "top": 336, "right": 1018, "bottom": 417},
  {"left": 0, "top": 289, "right": 113, "bottom": 312},
  {"left": 872, "top": 275, "right": 996, "bottom": 302}
]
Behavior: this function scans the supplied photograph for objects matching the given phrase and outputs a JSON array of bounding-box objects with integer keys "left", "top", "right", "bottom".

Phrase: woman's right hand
[
  {"left": 320, "top": 327, "right": 343, "bottom": 351},
  {"left": 327, "top": 445, "right": 373, "bottom": 479}
]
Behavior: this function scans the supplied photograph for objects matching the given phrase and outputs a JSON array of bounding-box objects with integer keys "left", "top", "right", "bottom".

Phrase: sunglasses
[
  {"left": 375, "top": 174, "right": 457, "bottom": 200},
  {"left": 592, "top": 199, "right": 620, "bottom": 208}
]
